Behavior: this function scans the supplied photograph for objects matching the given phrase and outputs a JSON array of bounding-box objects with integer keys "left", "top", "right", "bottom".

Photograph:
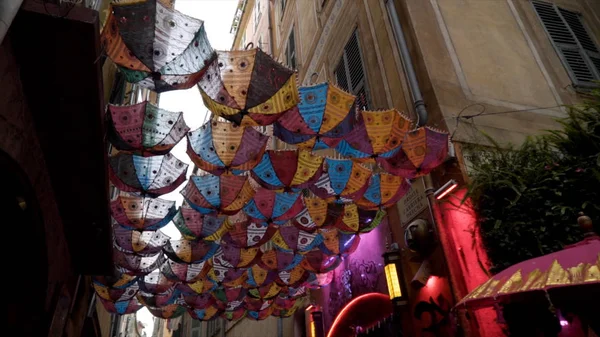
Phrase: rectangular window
[
  {"left": 207, "top": 319, "right": 220, "bottom": 337},
  {"left": 532, "top": 1, "right": 600, "bottom": 87},
  {"left": 190, "top": 319, "right": 202, "bottom": 337},
  {"left": 286, "top": 30, "right": 296, "bottom": 69},
  {"left": 254, "top": 0, "right": 262, "bottom": 29},
  {"left": 334, "top": 30, "right": 370, "bottom": 110}
]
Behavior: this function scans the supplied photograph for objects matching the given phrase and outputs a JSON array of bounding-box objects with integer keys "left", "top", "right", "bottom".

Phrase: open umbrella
[
  {"left": 173, "top": 204, "right": 226, "bottom": 240},
  {"left": 148, "top": 304, "right": 187, "bottom": 319},
  {"left": 137, "top": 287, "right": 180, "bottom": 307},
  {"left": 98, "top": 296, "right": 143, "bottom": 315},
  {"left": 114, "top": 226, "right": 170, "bottom": 256},
  {"left": 275, "top": 265, "right": 311, "bottom": 288},
  {"left": 176, "top": 277, "right": 217, "bottom": 295},
  {"left": 160, "top": 258, "right": 211, "bottom": 284},
  {"left": 318, "top": 228, "right": 361, "bottom": 256},
  {"left": 163, "top": 239, "right": 219, "bottom": 264},
  {"left": 109, "top": 152, "right": 188, "bottom": 197},
  {"left": 271, "top": 223, "right": 323, "bottom": 253},
  {"left": 111, "top": 192, "right": 176, "bottom": 230},
  {"left": 258, "top": 249, "right": 304, "bottom": 272},
  {"left": 291, "top": 197, "right": 333, "bottom": 232},
  {"left": 246, "top": 299, "right": 275, "bottom": 320},
  {"left": 138, "top": 270, "right": 175, "bottom": 294},
  {"left": 310, "top": 158, "right": 371, "bottom": 204},
  {"left": 378, "top": 126, "right": 449, "bottom": 178},
  {"left": 217, "top": 238, "right": 262, "bottom": 269},
  {"left": 243, "top": 189, "right": 304, "bottom": 225},
  {"left": 273, "top": 83, "right": 358, "bottom": 150},
  {"left": 187, "top": 120, "right": 269, "bottom": 175},
  {"left": 188, "top": 305, "right": 222, "bottom": 321},
  {"left": 213, "top": 286, "right": 247, "bottom": 311},
  {"left": 301, "top": 249, "right": 343, "bottom": 274},
  {"left": 183, "top": 292, "right": 215, "bottom": 309},
  {"left": 335, "top": 109, "right": 412, "bottom": 161},
  {"left": 221, "top": 218, "right": 276, "bottom": 248},
  {"left": 198, "top": 48, "right": 299, "bottom": 126},
  {"left": 334, "top": 206, "right": 387, "bottom": 234},
  {"left": 107, "top": 101, "right": 189, "bottom": 156},
  {"left": 222, "top": 307, "right": 247, "bottom": 321},
  {"left": 93, "top": 274, "right": 139, "bottom": 302},
  {"left": 251, "top": 150, "right": 324, "bottom": 191},
  {"left": 246, "top": 264, "right": 279, "bottom": 289},
  {"left": 356, "top": 173, "right": 411, "bottom": 210},
  {"left": 113, "top": 248, "right": 165, "bottom": 276},
  {"left": 101, "top": 0, "right": 214, "bottom": 93},
  {"left": 181, "top": 174, "right": 255, "bottom": 215}
]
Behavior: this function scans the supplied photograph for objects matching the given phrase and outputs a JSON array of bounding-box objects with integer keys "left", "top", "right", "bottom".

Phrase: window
[
  {"left": 207, "top": 320, "right": 221, "bottom": 337},
  {"left": 254, "top": 0, "right": 262, "bottom": 29},
  {"left": 190, "top": 319, "right": 202, "bottom": 337},
  {"left": 334, "top": 30, "right": 370, "bottom": 110},
  {"left": 532, "top": 1, "right": 600, "bottom": 87},
  {"left": 286, "top": 29, "right": 296, "bottom": 69}
]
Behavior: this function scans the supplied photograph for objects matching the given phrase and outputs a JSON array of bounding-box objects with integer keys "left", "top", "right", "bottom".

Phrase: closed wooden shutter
[
  {"left": 532, "top": 1, "right": 600, "bottom": 87},
  {"left": 334, "top": 30, "right": 370, "bottom": 109}
]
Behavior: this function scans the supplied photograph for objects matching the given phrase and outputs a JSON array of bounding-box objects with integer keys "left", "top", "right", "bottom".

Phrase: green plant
[{"left": 464, "top": 90, "right": 600, "bottom": 273}]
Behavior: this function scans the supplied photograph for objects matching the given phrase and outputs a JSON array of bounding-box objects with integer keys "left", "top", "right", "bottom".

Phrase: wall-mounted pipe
[
  {"left": 385, "top": 0, "right": 428, "bottom": 126},
  {"left": 0, "top": 0, "right": 23, "bottom": 46}
]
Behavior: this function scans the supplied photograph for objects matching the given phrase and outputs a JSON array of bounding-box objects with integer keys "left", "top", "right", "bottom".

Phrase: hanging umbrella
[
  {"left": 222, "top": 307, "right": 247, "bottom": 321},
  {"left": 138, "top": 270, "right": 175, "bottom": 294},
  {"left": 183, "top": 292, "right": 215, "bottom": 309},
  {"left": 246, "top": 264, "right": 279, "bottom": 289},
  {"left": 356, "top": 173, "right": 411, "bottom": 210},
  {"left": 197, "top": 48, "right": 299, "bottom": 126},
  {"left": 271, "top": 223, "right": 323, "bottom": 253},
  {"left": 251, "top": 150, "right": 324, "bottom": 191},
  {"left": 113, "top": 248, "right": 165, "bottom": 276},
  {"left": 291, "top": 197, "right": 334, "bottom": 232},
  {"left": 181, "top": 174, "right": 255, "bottom": 215},
  {"left": 309, "top": 158, "right": 371, "bottom": 204},
  {"left": 160, "top": 258, "right": 211, "bottom": 284},
  {"left": 147, "top": 304, "right": 187, "bottom": 319},
  {"left": 301, "top": 249, "right": 343, "bottom": 274},
  {"left": 217, "top": 238, "right": 262, "bottom": 269},
  {"left": 273, "top": 83, "right": 358, "bottom": 150},
  {"left": 163, "top": 239, "right": 219, "bottom": 264},
  {"left": 318, "top": 228, "right": 361, "bottom": 256},
  {"left": 113, "top": 226, "right": 170, "bottom": 256},
  {"left": 220, "top": 220, "right": 277, "bottom": 248},
  {"left": 333, "top": 206, "right": 387, "bottom": 234},
  {"left": 378, "top": 126, "right": 449, "bottom": 178},
  {"left": 109, "top": 152, "right": 188, "bottom": 197},
  {"left": 98, "top": 296, "right": 143, "bottom": 315},
  {"left": 137, "top": 287, "right": 180, "bottom": 307},
  {"left": 187, "top": 120, "right": 269, "bottom": 175},
  {"left": 243, "top": 189, "right": 304, "bottom": 225},
  {"left": 173, "top": 204, "right": 226, "bottom": 240},
  {"left": 188, "top": 305, "right": 222, "bottom": 321},
  {"left": 101, "top": 0, "right": 214, "bottom": 93},
  {"left": 305, "top": 270, "right": 335, "bottom": 288},
  {"left": 107, "top": 101, "right": 189, "bottom": 156},
  {"left": 258, "top": 249, "right": 304, "bottom": 272},
  {"left": 275, "top": 265, "right": 311, "bottom": 288},
  {"left": 176, "top": 277, "right": 217, "bottom": 295},
  {"left": 247, "top": 282, "right": 282, "bottom": 301},
  {"left": 246, "top": 299, "right": 275, "bottom": 320},
  {"left": 213, "top": 286, "right": 247, "bottom": 311},
  {"left": 111, "top": 192, "right": 176, "bottom": 230},
  {"left": 457, "top": 215, "right": 600, "bottom": 309},
  {"left": 335, "top": 109, "right": 413, "bottom": 161},
  {"left": 93, "top": 274, "right": 139, "bottom": 302},
  {"left": 208, "top": 251, "right": 248, "bottom": 287}
]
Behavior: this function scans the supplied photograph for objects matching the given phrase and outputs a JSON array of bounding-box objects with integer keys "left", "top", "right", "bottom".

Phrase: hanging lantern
[{"left": 382, "top": 250, "right": 408, "bottom": 306}]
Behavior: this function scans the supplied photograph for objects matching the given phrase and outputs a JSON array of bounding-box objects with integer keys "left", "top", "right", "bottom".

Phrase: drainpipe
[
  {"left": 267, "top": 0, "right": 277, "bottom": 150},
  {"left": 0, "top": 0, "right": 22, "bottom": 45},
  {"left": 385, "top": 0, "right": 427, "bottom": 126}
]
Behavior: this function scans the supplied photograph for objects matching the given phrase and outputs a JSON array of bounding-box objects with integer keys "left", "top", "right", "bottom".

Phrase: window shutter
[
  {"left": 532, "top": 1, "right": 600, "bottom": 87},
  {"left": 334, "top": 30, "right": 369, "bottom": 108},
  {"left": 286, "top": 31, "right": 296, "bottom": 69}
]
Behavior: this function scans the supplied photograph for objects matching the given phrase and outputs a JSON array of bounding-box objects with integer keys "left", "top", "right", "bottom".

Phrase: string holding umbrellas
[{"left": 96, "top": 0, "right": 449, "bottom": 321}]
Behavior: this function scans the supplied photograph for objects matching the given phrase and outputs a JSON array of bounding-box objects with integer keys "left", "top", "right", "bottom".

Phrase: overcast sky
[{"left": 137, "top": 1, "right": 239, "bottom": 333}]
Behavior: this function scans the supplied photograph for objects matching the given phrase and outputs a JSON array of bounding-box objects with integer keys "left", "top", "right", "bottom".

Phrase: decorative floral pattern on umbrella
[
  {"left": 101, "top": 0, "right": 214, "bottom": 92},
  {"left": 301, "top": 249, "right": 343, "bottom": 274},
  {"left": 113, "top": 248, "right": 165, "bottom": 275},
  {"left": 275, "top": 265, "right": 311, "bottom": 288},
  {"left": 93, "top": 274, "right": 139, "bottom": 302},
  {"left": 291, "top": 197, "right": 332, "bottom": 232},
  {"left": 111, "top": 192, "right": 176, "bottom": 230},
  {"left": 109, "top": 153, "right": 188, "bottom": 197},
  {"left": 251, "top": 150, "right": 324, "bottom": 190},
  {"left": 181, "top": 174, "right": 255, "bottom": 215},
  {"left": 114, "top": 226, "right": 170, "bottom": 256},
  {"left": 336, "top": 109, "right": 412, "bottom": 161},
  {"left": 163, "top": 239, "right": 219, "bottom": 264},
  {"left": 183, "top": 292, "right": 215, "bottom": 309},
  {"left": 98, "top": 297, "right": 143, "bottom": 315},
  {"left": 173, "top": 205, "right": 226, "bottom": 240},
  {"left": 378, "top": 127, "right": 449, "bottom": 178},
  {"left": 176, "top": 278, "right": 217, "bottom": 295},
  {"left": 274, "top": 83, "right": 357, "bottom": 150},
  {"left": 222, "top": 307, "right": 247, "bottom": 321},
  {"left": 107, "top": 102, "right": 189, "bottom": 155},
  {"left": 246, "top": 299, "right": 275, "bottom": 320},
  {"left": 247, "top": 282, "right": 282, "bottom": 300},
  {"left": 160, "top": 258, "right": 211, "bottom": 283},
  {"left": 198, "top": 48, "right": 299, "bottom": 126},
  {"left": 309, "top": 158, "right": 371, "bottom": 204},
  {"left": 318, "top": 228, "right": 361, "bottom": 256},
  {"left": 187, "top": 120, "right": 269, "bottom": 175},
  {"left": 273, "top": 292, "right": 296, "bottom": 310},
  {"left": 216, "top": 238, "right": 262, "bottom": 269},
  {"left": 355, "top": 173, "right": 411, "bottom": 210},
  {"left": 243, "top": 189, "right": 304, "bottom": 225},
  {"left": 332, "top": 205, "right": 387, "bottom": 234},
  {"left": 213, "top": 286, "right": 247, "bottom": 311},
  {"left": 271, "top": 224, "right": 323, "bottom": 253},
  {"left": 258, "top": 249, "right": 304, "bottom": 271},
  {"left": 137, "top": 287, "right": 180, "bottom": 307}
]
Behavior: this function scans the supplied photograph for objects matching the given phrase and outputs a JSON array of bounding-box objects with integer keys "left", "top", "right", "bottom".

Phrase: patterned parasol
[
  {"left": 333, "top": 205, "right": 387, "bottom": 234},
  {"left": 251, "top": 150, "right": 324, "bottom": 191},
  {"left": 101, "top": 0, "right": 214, "bottom": 92},
  {"left": 271, "top": 223, "right": 323, "bottom": 253},
  {"left": 137, "top": 287, "right": 180, "bottom": 307},
  {"left": 222, "top": 307, "right": 247, "bottom": 321},
  {"left": 98, "top": 297, "right": 143, "bottom": 315},
  {"left": 301, "top": 249, "right": 343, "bottom": 273},
  {"left": 319, "top": 228, "right": 361, "bottom": 255},
  {"left": 163, "top": 239, "right": 219, "bottom": 264},
  {"left": 336, "top": 109, "right": 412, "bottom": 161},
  {"left": 187, "top": 120, "right": 269, "bottom": 175},
  {"left": 275, "top": 265, "right": 311, "bottom": 288},
  {"left": 181, "top": 174, "right": 255, "bottom": 215},
  {"left": 113, "top": 248, "right": 165, "bottom": 276},
  {"left": 176, "top": 278, "right": 217, "bottom": 295},
  {"left": 291, "top": 197, "right": 332, "bottom": 232},
  {"left": 188, "top": 305, "right": 222, "bottom": 321},
  {"left": 107, "top": 102, "right": 189, "bottom": 156},
  {"left": 113, "top": 226, "right": 170, "bottom": 256},
  {"left": 208, "top": 251, "right": 249, "bottom": 287},
  {"left": 243, "top": 189, "right": 304, "bottom": 225},
  {"left": 213, "top": 286, "right": 247, "bottom": 311},
  {"left": 246, "top": 298, "right": 275, "bottom": 320},
  {"left": 198, "top": 48, "right": 299, "bottom": 126},
  {"left": 220, "top": 219, "right": 276, "bottom": 248},
  {"left": 111, "top": 192, "right": 176, "bottom": 230},
  {"left": 310, "top": 158, "right": 371, "bottom": 204},
  {"left": 273, "top": 83, "right": 357, "bottom": 150},
  {"left": 109, "top": 153, "right": 188, "bottom": 197},
  {"left": 217, "top": 238, "right": 262, "bottom": 269},
  {"left": 93, "top": 274, "right": 139, "bottom": 302},
  {"left": 183, "top": 292, "right": 215, "bottom": 309},
  {"left": 356, "top": 173, "right": 411, "bottom": 210},
  {"left": 160, "top": 258, "right": 211, "bottom": 284},
  {"left": 258, "top": 249, "right": 304, "bottom": 272},
  {"left": 378, "top": 126, "right": 449, "bottom": 178},
  {"left": 138, "top": 270, "right": 175, "bottom": 294},
  {"left": 147, "top": 304, "right": 187, "bottom": 319},
  {"left": 173, "top": 204, "right": 226, "bottom": 240},
  {"left": 246, "top": 264, "right": 279, "bottom": 289}
]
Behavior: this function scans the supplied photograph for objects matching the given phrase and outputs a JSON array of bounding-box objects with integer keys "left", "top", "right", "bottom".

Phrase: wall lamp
[
  {"left": 433, "top": 179, "right": 458, "bottom": 200},
  {"left": 382, "top": 251, "right": 409, "bottom": 307}
]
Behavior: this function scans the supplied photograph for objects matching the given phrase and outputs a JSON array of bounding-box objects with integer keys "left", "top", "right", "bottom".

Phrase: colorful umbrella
[
  {"left": 273, "top": 83, "right": 358, "bottom": 150},
  {"left": 301, "top": 249, "right": 343, "bottom": 274},
  {"left": 101, "top": 0, "right": 214, "bottom": 92},
  {"left": 258, "top": 249, "right": 304, "bottom": 272},
  {"left": 378, "top": 126, "right": 449, "bottom": 178},
  {"left": 183, "top": 292, "right": 215, "bottom": 309},
  {"left": 138, "top": 270, "right": 175, "bottom": 294},
  {"left": 217, "top": 238, "right": 262, "bottom": 269},
  {"left": 275, "top": 265, "right": 311, "bottom": 288},
  {"left": 160, "top": 258, "right": 211, "bottom": 284},
  {"left": 333, "top": 206, "right": 387, "bottom": 234},
  {"left": 251, "top": 150, "right": 324, "bottom": 190},
  {"left": 188, "top": 305, "right": 222, "bottom": 321},
  {"left": 356, "top": 173, "right": 411, "bottom": 210},
  {"left": 309, "top": 158, "right": 371, "bottom": 204},
  {"left": 213, "top": 286, "right": 247, "bottom": 311},
  {"left": 137, "top": 287, "right": 180, "bottom": 307},
  {"left": 221, "top": 220, "right": 276, "bottom": 248},
  {"left": 291, "top": 197, "right": 332, "bottom": 232},
  {"left": 111, "top": 192, "right": 176, "bottom": 230},
  {"left": 319, "top": 228, "right": 361, "bottom": 256},
  {"left": 176, "top": 277, "right": 217, "bottom": 295},
  {"left": 246, "top": 299, "right": 275, "bottom": 320},
  {"left": 147, "top": 304, "right": 187, "bottom": 319},
  {"left": 187, "top": 120, "right": 269, "bottom": 175},
  {"left": 335, "top": 109, "right": 412, "bottom": 161},
  {"left": 247, "top": 283, "right": 282, "bottom": 302},
  {"left": 163, "top": 239, "right": 219, "bottom": 264},
  {"left": 109, "top": 152, "right": 188, "bottom": 197},
  {"left": 114, "top": 226, "right": 170, "bottom": 256},
  {"left": 173, "top": 205, "right": 226, "bottom": 240},
  {"left": 246, "top": 264, "right": 279, "bottom": 289},
  {"left": 243, "top": 189, "right": 304, "bottom": 225},
  {"left": 107, "top": 101, "right": 189, "bottom": 156},
  {"left": 271, "top": 224, "right": 323, "bottom": 253},
  {"left": 113, "top": 248, "right": 165, "bottom": 275},
  {"left": 222, "top": 307, "right": 247, "bottom": 321},
  {"left": 198, "top": 48, "right": 299, "bottom": 126},
  {"left": 93, "top": 274, "right": 139, "bottom": 302},
  {"left": 181, "top": 174, "right": 255, "bottom": 215},
  {"left": 98, "top": 296, "right": 143, "bottom": 315}
]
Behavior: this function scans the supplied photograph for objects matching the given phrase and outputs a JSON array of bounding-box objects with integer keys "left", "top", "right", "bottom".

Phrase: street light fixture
[{"left": 382, "top": 250, "right": 409, "bottom": 307}]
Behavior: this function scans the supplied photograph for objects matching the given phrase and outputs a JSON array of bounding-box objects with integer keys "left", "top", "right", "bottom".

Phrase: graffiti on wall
[{"left": 414, "top": 294, "right": 453, "bottom": 337}]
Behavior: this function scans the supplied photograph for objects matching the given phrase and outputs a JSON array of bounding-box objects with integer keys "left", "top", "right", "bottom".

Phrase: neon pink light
[
  {"left": 327, "top": 293, "right": 392, "bottom": 337},
  {"left": 435, "top": 182, "right": 458, "bottom": 200}
]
